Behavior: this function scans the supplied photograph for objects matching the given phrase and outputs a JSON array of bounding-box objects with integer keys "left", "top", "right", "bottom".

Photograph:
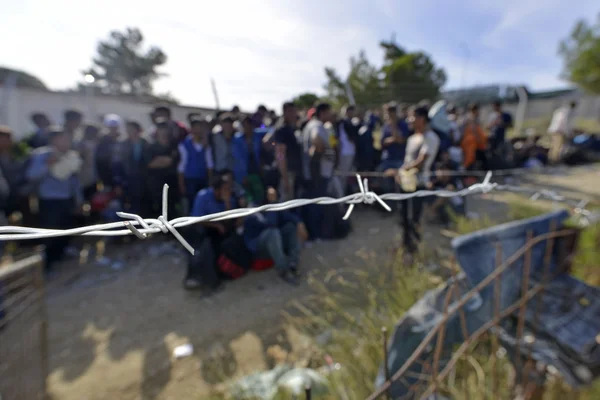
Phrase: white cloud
[
  {"left": 1, "top": 0, "right": 595, "bottom": 112},
  {"left": 0, "top": 0, "right": 382, "bottom": 111}
]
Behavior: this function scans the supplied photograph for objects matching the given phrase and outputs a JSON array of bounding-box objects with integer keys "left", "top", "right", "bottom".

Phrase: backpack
[
  {"left": 432, "top": 127, "right": 452, "bottom": 156},
  {"left": 321, "top": 204, "right": 352, "bottom": 240},
  {"left": 217, "top": 233, "right": 252, "bottom": 280}
]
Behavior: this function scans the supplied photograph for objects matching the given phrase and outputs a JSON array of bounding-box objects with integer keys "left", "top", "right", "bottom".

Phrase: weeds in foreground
[{"left": 282, "top": 201, "right": 600, "bottom": 399}]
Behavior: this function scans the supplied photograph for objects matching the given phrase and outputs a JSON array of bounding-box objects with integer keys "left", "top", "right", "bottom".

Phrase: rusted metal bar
[
  {"left": 523, "top": 220, "right": 558, "bottom": 393},
  {"left": 432, "top": 283, "right": 456, "bottom": 384},
  {"left": 491, "top": 243, "right": 503, "bottom": 400},
  {"left": 514, "top": 231, "right": 533, "bottom": 382},
  {"left": 34, "top": 255, "right": 48, "bottom": 400},
  {"left": 382, "top": 327, "right": 391, "bottom": 400},
  {"left": 366, "top": 228, "right": 576, "bottom": 400},
  {"left": 418, "top": 265, "right": 566, "bottom": 400}
]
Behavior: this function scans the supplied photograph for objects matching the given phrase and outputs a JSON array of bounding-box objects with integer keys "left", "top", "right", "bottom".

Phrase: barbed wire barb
[{"left": 0, "top": 172, "right": 598, "bottom": 255}]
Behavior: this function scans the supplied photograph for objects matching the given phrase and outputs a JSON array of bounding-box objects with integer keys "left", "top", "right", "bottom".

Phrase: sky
[{"left": 1, "top": 0, "right": 598, "bottom": 111}]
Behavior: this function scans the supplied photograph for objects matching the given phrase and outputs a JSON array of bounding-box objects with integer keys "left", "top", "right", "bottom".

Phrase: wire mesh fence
[
  {"left": 366, "top": 224, "right": 583, "bottom": 400},
  {"left": 0, "top": 253, "right": 48, "bottom": 400}
]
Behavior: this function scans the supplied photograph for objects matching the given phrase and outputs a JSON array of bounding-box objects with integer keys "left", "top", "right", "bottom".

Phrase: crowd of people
[{"left": 0, "top": 98, "right": 518, "bottom": 294}]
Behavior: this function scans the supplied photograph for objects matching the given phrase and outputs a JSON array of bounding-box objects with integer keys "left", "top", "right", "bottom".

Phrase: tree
[
  {"left": 559, "top": 13, "right": 600, "bottom": 94},
  {"left": 322, "top": 44, "right": 447, "bottom": 109},
  {"left": 0, "top": 67, "right": 47, "bottom": 90},
  {"left": 323, "top": 50, "right": 383, "bottom": 109},
  {"left": 83, "top": 27, "right": 167, "bottom": 97},
  {"left": 347, "top": 50, "right": 385, "bottom": 107},
  {"left": 292, "top": 92, "right": 320, "bottom": 109},
  {"left": 379, "top": 41, "right": 447, "bottom": 104}
]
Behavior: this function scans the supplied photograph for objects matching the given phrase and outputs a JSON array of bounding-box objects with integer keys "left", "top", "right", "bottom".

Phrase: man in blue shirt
[
  {"left": 274, "top": 102, "right": 302, "bottom": 201},
  {"left": 185, "top": 173, "right": 238, "bottom": 291},
  {"left": 178, "top": 118, "right": 214, "bottom": 207},
  {"left": 243, "top": 187, "right": 306, "bottom": 285},
  {"left": 378, "top": 102, "right": 410, "bottom": 171},
  {"left": 26, "top": 129, "right": 82, "bottom": 270},
  {"left": 27, "top": 112, "right": 51, "bottom": 149}
]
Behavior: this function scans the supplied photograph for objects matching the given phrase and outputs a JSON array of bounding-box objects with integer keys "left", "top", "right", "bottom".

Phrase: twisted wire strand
[{"left": 0, "top": 173, "right": 596, "bottom": 255}]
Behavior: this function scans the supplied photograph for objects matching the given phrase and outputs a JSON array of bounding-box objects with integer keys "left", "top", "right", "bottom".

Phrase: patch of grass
[{"left": 284, "top": 254, "right": 439, "bottom": 399}]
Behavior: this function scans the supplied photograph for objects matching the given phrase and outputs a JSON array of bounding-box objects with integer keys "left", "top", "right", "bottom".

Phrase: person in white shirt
[
  {"left": 384, "top": 106, "right": 440, "bottom": 255},
  {"left": 333, "top": 105, "right": 358, "bottom": 196},
  {"left": 548, "top": 101, "right": 577, "bottom": 164}
]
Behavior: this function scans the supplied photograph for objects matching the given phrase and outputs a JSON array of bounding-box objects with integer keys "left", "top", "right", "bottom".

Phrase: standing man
[
  {"left": 28, "top": 113, "right": 52, "bottom": 149},
  {"left": 212, "top": 113, "right": 236, "bottom": 173},
  {"left": 378, "top": 102, "right": 410, "bottom": 172},
  {"left": 335, "top": 105, "right": 359, "bottom": 195},
  {"left": 486, "top": 100, "right": 513, "bottom": 155},
  {"left": 152, "top": 105, "right": 189, "bottom": 143},
  {"left": 113, "top": 121, "right": 151, "bottom": 215},
  {"left": 385, "top": 106, "right": 440, "bottom": 255},
  {"left": 63, "top": 110, "right": 83, "bottom": 142},
  {"left": 460, "top": 103, "right": 488, "bottom": 171},
  {"left": 548, "top": 101, "right": 577, "bottom": 164},
  {"left": 302, "top": 102, "right": 335, "bottom": 240},
  {"left": 232, "top": 117, "right": 264, "bottom": 204},
  {"left": 252, "top": 105, "right": 268, "bottom": 128},
  {"left": 274, "top": 102, "right": 302, "bottom": 201},
  {"left": 147, "top": 119, "right": 179, "bottom": 217},
  {"left": 95, "top": 114, "right": 122, "bottom": 189},
  {"left": 26, "top": 129, "right": 82, "bottom": 270},
  {"left": 178, "top": 118, "right": 214, "bottom": 208}
]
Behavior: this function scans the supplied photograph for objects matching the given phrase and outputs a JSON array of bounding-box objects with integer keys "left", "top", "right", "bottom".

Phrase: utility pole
[{"left": 210, "top": 78, "right": 220, "bottom": 111}]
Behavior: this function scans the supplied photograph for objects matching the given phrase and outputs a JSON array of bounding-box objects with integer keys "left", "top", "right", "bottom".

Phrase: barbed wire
[
  {"left": 0, "top": 173, "right": 597, "bottom": 255},
  {"left": 334, "top": 164, "right": 586, "bottom": 178}
]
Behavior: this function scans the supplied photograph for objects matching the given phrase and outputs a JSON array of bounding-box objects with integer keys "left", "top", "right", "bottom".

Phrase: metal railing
[
  {"left": 366, "top": 224, "right": 583, "bottom": 400},
  {"left": 0, "top": 253, "right": 47, "bottom": 400}
]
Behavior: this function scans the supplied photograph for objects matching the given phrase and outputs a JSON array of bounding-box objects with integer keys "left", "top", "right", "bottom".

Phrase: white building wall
[
  {"left": 1, "top": 87, "right": 217, "bottom": 140},
  {"left": 2, "top": 87, "right": 599, "bottom": 140}
]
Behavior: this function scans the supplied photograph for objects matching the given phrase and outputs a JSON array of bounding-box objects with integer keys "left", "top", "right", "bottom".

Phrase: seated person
[
  {"left": 219, "top": 168, "right": 248, "bottom": 207},
  {"left": 184, "top": 173, "right": 240, "bottom": 291},
  {"left": 243, "top": 187, "right": 308, "bottom": 286}
]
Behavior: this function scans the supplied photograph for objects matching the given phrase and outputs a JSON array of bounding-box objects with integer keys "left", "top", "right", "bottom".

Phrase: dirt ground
[{"left": 31, "top": 166, "right": 600, "bottom": 399}]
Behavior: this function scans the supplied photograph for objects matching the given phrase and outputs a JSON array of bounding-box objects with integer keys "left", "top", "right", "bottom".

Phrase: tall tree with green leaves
[
  {"left": 379, "top": 40, "right": 447, "bottom": 104},
  {"left": 323, "top": 50, "right": 383, "bottom": 109},
  {"left": 83, "top": 27, "right": 167, "bottom": 97},
  {"left": 292, "top": 92, "right": 320, "bottom": 109},
  {"left": 559, "top": 13, "right": 600, "bottom": 94}
]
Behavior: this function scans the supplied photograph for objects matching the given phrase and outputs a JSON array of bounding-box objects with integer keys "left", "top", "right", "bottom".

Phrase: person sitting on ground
[
  {"left": 184, "top": 173, "right": 240, "bottom": 291},
  {"left": 243, "top": 187, "right": 308, "bottom": 285}
]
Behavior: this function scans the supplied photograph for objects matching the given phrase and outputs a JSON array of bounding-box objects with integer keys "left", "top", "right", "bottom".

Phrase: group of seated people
[{"left": 185, "top": 172, "right": 308, "bottom": 292}]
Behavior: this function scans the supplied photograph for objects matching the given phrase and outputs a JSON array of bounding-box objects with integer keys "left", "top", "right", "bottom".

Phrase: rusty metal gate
[{"left": 0, "top": 254, "right": 47, "bottom": 400}]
